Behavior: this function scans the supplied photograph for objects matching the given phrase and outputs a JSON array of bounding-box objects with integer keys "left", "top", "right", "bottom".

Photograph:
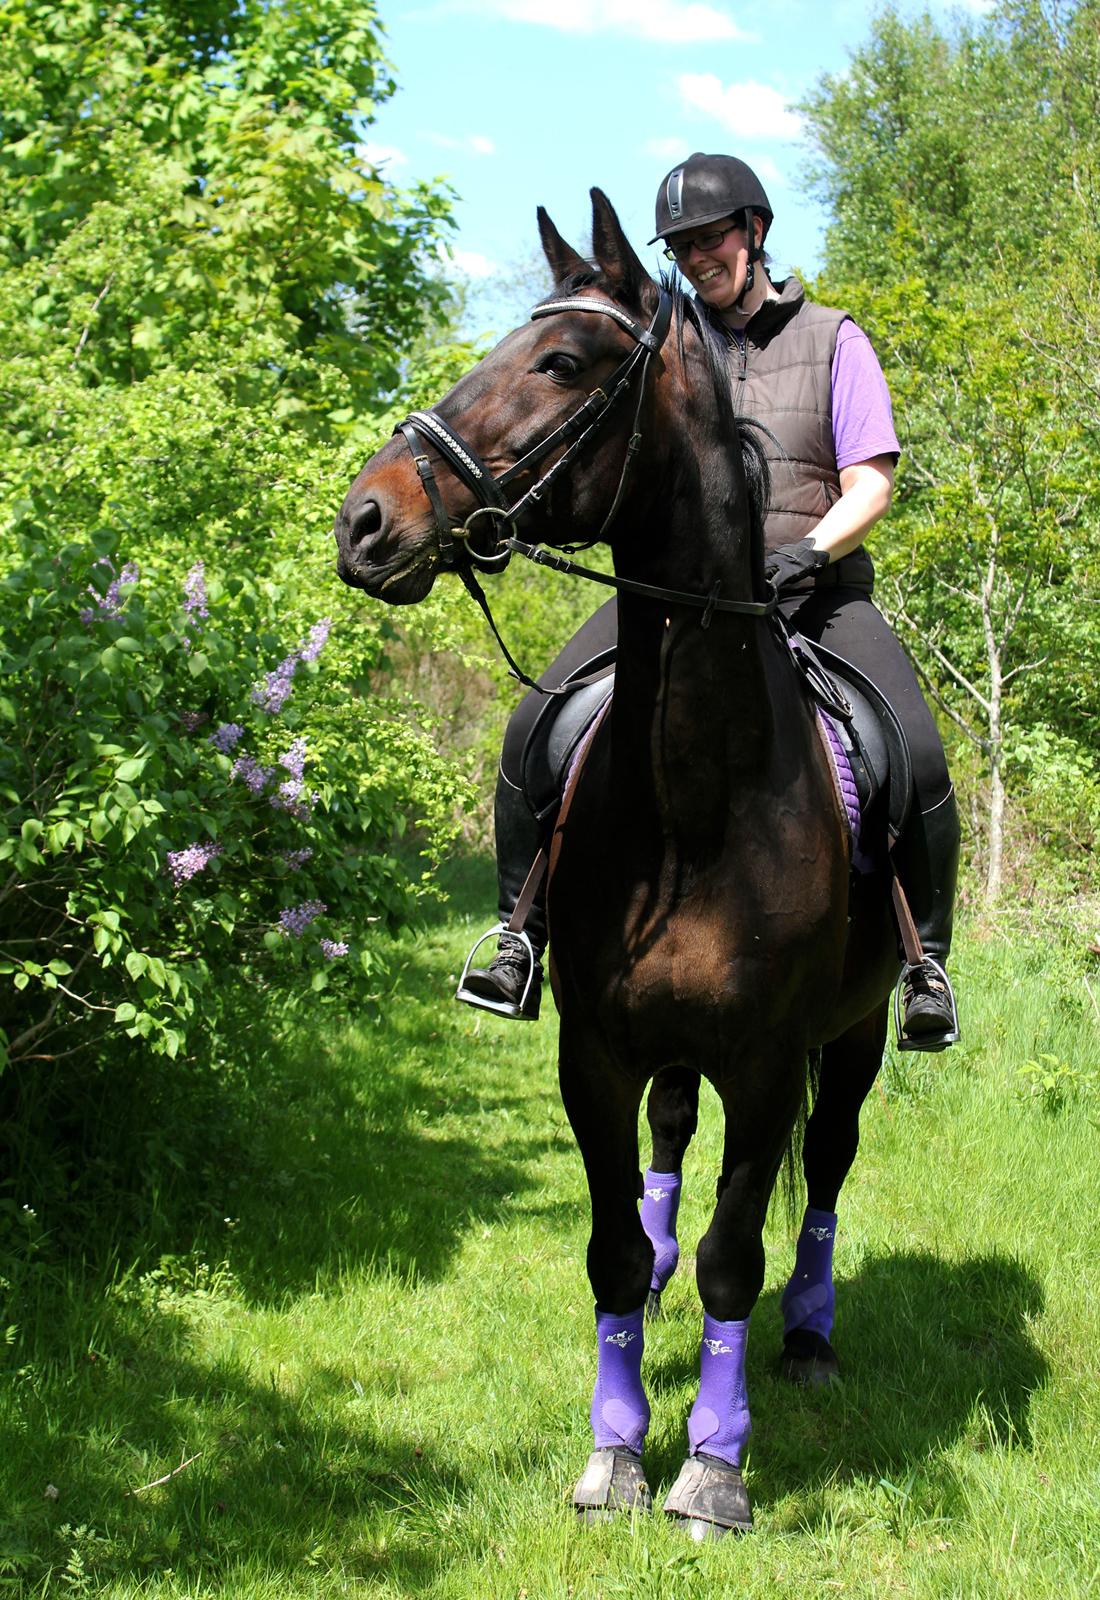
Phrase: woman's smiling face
[{"left": 665, "top": 215, "right": 762, "bottom": 312}]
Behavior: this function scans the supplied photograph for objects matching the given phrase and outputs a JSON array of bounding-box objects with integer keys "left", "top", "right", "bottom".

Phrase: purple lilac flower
[
  {"left": 279, "top": 899, "right": 327, "bottom": 937},
  {"left": 299, "top": 618, "right": 331, "bottom": 663},
  {"left": 209, "top": 722, "right": 244, "bottom": 754},
  {"left": 231, "top": 752, "right": 272, "bottom": 794},
  {"left": 280, "top": 847, "right": 313, "bottom": 871},
  {"left": 278, "top": 737, "right": 307, "bottom": 780},
  {"left": 183, "top": 560, "right": 209, "bottom": 620},
  {"left": 270, "top": 786, "right": 318, "bottom": 820},
  {"left": 252, "top": 654, "right": 298, "bottom": 715},
  {"left": 320, "top": 939, "right": 349, "bottom": 960},
  {"left": 179, "top": 710, "right": 209, "bottom": 733},
  {"left": 251, "top": 619, "right": 332, "bottom": 715},
  {"left": 166, "top": 841, "right": 222, "bottom": 887},
  {"left": 81, "top": 559, "right": 139, "bottom": 623}
]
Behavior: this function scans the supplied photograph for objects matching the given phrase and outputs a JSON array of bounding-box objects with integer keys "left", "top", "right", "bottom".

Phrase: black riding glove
[{"left": 764, "top": 538, "right": 830, "bottom": 593}]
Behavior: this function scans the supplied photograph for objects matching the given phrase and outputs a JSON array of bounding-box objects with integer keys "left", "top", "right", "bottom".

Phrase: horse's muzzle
[{"left": 333, "top": 493, "right": 439, "bottom": 604}]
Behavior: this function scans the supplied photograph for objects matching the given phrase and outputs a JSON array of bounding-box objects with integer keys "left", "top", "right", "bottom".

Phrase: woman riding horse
[
  {"left": 335, "top": 179, "right": 955, "bottom": 1536},
  {"left": 461, "top": 152, "right": 960, "bottom": 1054}
]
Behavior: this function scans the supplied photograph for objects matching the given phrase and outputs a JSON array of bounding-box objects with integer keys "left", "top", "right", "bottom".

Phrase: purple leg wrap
[
  {"left": 781, "top": 1206, "right": 838, "bottom": 1339},
  {"left": 640, "top": 1168, "right": 682, "bottom": 1293},
  {"left": 591, "top": 1306, "right": 650, "bottom": 1454},
  {"left": 686, "top": 1314, "right": 752, "bottom": 1468}
]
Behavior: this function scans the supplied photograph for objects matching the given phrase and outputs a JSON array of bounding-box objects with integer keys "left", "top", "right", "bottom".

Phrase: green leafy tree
[
  {"left": 0, "top": 1, "right": 478, "bottom": 1083},
  {"left": 803, "top": 0, "right": 1100, "bottom": 899}
]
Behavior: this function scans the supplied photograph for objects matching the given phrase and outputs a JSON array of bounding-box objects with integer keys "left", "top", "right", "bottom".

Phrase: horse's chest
[{"left": 555, "top": 866, "right": 842, "bottom": 1058}]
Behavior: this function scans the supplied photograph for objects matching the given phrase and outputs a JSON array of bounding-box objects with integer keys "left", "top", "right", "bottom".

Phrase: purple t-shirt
[{"left": 831, "top": 320, "right": 900, "bottom": 471}]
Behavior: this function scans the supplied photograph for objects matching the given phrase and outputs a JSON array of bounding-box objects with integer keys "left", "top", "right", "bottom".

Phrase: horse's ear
[
  {"left": 538, "top": 207, "right": 590, "bottom": 285},
  {"left": 590, "top": 188, "right": 659, "bottom": 315}
]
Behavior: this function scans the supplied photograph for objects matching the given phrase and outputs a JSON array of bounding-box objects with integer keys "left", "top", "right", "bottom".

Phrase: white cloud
[
  {"left": 356, "top": 141, "right": 408, "bottom": 170},
  {"left": 438, "top": 244, "right": 500, "bottom": 279},
  {"left": 677, "top": 73, "right": 803, "bottom": 141},
  {"left": 467, "top": 0, "right": 751, "bottom": 43},
  {"left": 751, "top": 155, "right": 787, "bottom": 189},
  {"left": 425, "top": 132, "right": 497, "bottom": 156}
]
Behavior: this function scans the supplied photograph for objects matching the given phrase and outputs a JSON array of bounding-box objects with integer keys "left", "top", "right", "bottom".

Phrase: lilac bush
[
  {"left": 279, "top": 900, "right": 327, "bottom": 937},
  {"left": 0, "top": 534, "right": 470, "bottom": 1070}
]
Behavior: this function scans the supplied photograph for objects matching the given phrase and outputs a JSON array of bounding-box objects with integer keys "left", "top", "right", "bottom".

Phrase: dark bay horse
[{"left": 334, "top": 192, "right": 899, "bottom": 1537}]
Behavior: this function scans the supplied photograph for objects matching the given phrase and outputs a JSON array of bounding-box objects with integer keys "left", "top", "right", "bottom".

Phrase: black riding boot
[
  {"left": 893, "top": 786, "right": 962, "bottom": 1050},
  {"left": 456, "top": 769, "right": 548, "bottom": 1021}
]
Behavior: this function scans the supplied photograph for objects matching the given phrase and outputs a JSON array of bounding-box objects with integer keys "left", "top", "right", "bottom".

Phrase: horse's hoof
[
  {"left": 573, "top": 1448, "right": 652, "bottom": 1521},
  {"left": 645, "top": 1288, "right": 663, "bottom": 1321},
  {"left": 662, "top": 1453, "right": 753, "bottom": 1537},
  {"left": 780, "top": 1328, "right": 841, "bottom": 1387}
]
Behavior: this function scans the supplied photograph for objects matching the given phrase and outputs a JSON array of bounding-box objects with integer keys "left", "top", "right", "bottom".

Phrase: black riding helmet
[{"left": 650, "top": 152, "right": 773, "bottom": 299}]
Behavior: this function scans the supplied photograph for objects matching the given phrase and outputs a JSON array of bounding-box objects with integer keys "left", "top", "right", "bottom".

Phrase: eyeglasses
[{"left": 662, "top": 221, "right": 745, "bottom": 263}]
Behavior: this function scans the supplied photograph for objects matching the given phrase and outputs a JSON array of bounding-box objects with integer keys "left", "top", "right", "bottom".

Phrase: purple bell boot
[
  {"left": 591, "top": 1307, "right": 650, "bottom": 1453},
  {"left": 781, "top": 1206, "right": 837, "bottom": 1340},
  {"left": 640, "top": 1168, "right": 682, "bottom": 1294},
  {"left": 686, "top": 1313, "right": 752, "bottom": 1467}
]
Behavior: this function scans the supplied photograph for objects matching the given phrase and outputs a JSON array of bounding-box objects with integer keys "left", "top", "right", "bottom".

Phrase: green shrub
[{"left": 0, "top": 519, "right": 470, "bottom": 1073}]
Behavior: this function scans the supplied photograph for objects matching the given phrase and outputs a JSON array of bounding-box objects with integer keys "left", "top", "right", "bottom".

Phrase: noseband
[{"left": 394, "top": 289, "right": 674, "bottom": 572}]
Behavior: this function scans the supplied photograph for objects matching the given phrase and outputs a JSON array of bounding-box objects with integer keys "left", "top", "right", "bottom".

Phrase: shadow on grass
[
  {"left": 0, "top": 850, "right": 556, "bottom": 1591},
  {"left": 643, "top": 1248, "right": 1047, "bottom": 1499},
  {"left": 1, "top": 1289, "right": 489, "bottom": 1592}
]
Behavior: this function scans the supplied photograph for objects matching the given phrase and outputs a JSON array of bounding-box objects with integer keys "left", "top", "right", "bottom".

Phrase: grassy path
[{"left": 3, "top": 859, "right": 1099, "bottom": 1596}]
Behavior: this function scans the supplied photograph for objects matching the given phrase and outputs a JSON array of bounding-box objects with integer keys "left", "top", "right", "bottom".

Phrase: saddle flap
[
  {"left": 520, "top": 650, "right": 615, "bottom": 822},
  {"left": 787, "top": 632, "right": 912, "bottom": 842}
]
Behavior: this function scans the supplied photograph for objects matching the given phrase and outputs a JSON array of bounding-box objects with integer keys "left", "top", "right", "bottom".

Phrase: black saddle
[
  {"left": 520, "top": 648, "right": 615, "bottom": 823},
  {"left": 794, "top": 635, "right": 912, "bottom": 845},
  {"left": 519, "top": 635, "right": 913, "bottom": 848}
]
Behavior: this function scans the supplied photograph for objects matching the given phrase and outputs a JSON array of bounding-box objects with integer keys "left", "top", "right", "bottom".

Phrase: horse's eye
[{"left": 536, "top": 352, "right": 581, "bottom": 380}]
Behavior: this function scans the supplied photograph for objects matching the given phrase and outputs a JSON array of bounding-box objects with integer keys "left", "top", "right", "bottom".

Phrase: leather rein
[{"left": 393, "top": 288, "right": 776, "bottom": 691}]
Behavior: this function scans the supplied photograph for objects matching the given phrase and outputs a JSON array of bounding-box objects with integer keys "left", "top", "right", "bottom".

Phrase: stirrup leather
[
  {"left": 893, "top": 956, "right": 960, "bottom": 1053},
  {"left": 455, "top": 923, "right": 539, "bottom": 1019}
]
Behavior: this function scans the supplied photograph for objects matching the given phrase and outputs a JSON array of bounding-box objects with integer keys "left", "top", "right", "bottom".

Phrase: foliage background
[
  {"left": 801, "top": 0, "right": 1100, "bottom": 904},
  {"left": 0, "top": 1, "right": 1095, "bottom": 1165},
  {"left": 0, "top": 0, "right": 1098, "bottom": 1592}
]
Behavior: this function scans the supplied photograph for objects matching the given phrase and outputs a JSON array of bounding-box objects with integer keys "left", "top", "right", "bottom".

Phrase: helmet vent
[{"left": 666, "top": 169, "right": 684, "bottom": 223}]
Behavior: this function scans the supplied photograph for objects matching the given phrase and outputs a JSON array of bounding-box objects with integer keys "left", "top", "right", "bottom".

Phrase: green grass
[{"left": 2, "top": 857, "right": 1099, "bottom": 1597}]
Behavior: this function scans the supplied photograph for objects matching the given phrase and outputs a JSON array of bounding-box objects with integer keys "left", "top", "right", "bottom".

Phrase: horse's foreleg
[
  {"left": 559, "top": 1042, "right": 653, "bottom": 1519},
  {"left": 664, "top": 1060, "right": 804, "bottom": 1539},
  {"left": 641, "top": 1067, "right": 700, "bottom": 1312},
  {"left": 781, "top": 1003, "right": 887, "bottom": 1386}
]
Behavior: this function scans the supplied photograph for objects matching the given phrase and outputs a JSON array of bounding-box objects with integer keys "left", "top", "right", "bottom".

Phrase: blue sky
[{"left": 363, "top": 0, "right": 989, "bottom": 333}]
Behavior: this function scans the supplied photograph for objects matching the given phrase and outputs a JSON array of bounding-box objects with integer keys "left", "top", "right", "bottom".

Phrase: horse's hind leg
[
  {"left": 781, "top": 1002, "right": 888, "bottom": 1386},
  {"left": 642, "top": 1067, "right": 700, "bottom": 1315},
  {"left": 559, "top": 1039, "right": 654, "bottom": 1519},
  {"left": 664, "top": 1061, "right": 804, "bottom": 1539}
]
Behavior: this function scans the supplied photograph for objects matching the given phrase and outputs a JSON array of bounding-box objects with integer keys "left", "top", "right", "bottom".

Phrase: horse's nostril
[{"left": 349, "top": 499, "right": 384, "bottom": 551}]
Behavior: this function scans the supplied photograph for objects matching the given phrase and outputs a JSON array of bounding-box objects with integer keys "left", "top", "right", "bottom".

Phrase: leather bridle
[
  {"left": 391, "top": 286, "right": 775, "bottom": 691},
  {"left": 395, "top": 289, "right": 674, "bottom": 572}
]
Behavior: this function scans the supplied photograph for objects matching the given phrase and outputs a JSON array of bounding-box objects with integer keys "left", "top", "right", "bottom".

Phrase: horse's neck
[
  {"left": 607, "top": 424, "right": 794, "bottom": 841},
  {"left": 609, "top": 616, "right": 771, "bottom": 852},
  {"left": 611, "top": 599, "right": 785, "bottom": 830}
]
